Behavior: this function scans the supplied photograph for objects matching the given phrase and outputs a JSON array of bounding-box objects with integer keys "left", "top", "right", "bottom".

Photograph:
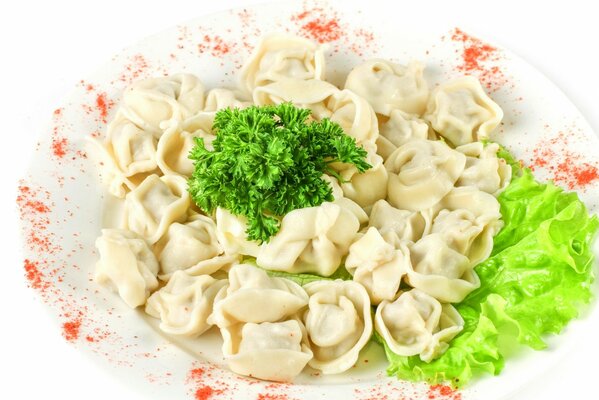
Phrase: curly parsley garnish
[{"left": 188, "top": 103, "right": 371, "bottom": 243}]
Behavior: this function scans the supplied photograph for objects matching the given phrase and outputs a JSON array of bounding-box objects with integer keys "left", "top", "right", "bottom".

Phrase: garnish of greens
[
  {"left": 188, "top": 103, "right": 371, "bottom": 243},
  {"left": 378, "top": 152, "right": 598, "bottom": 387}
]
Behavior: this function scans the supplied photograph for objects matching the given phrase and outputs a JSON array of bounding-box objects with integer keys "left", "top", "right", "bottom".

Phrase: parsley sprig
[{"left": 188, "top": 103, "right": 371, "bottom": 243}]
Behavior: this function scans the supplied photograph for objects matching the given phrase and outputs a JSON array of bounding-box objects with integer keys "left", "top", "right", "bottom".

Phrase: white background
[{"left": 2, "top": 0, "right": 598, "bottom": 399}]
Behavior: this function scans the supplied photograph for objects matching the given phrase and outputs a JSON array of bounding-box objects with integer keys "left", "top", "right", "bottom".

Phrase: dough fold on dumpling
[
  {"left": 95, "top": 229, "right": 159, "bottom": 308},
  {"left": 375, "top": 289, "right": 463, "bottom": 362},
  {"left": 156, "top": 119, "right": 214, "bottom": 177},
  {"left": 368, "top": 200, "right": 431, "bottom": 244},
  {"left": 253, "top": 78, "right": 339, "bottom": 118},
  {"left": 406, "top": 234, "right": 480, "bottom": 303},
  {"left": 345, "top": 227, "right": 409, "bottom": 304},
  {"left": 215, "top": 208, "right": 262, "bottom": 258},
  {"left": 121, "top": 73, "right": 205, "bottom": 138},
  {"left": 240, "top": 33, "right": 326, "bottom": 94},
  {"left": 376, "top": 109, "right": 432, "bottom": 161},
  {"left": 302, "top": 280, "right": 372, "bottom": 374},
  {"left": 344, "top": 59, "right": 429, "bottom": 116},
  {"left": 385, "top": 139, "right": 466, "bottom": 211},
  {"left": 424, "top": 76, "right": 503, "bottom": 146},
  {"left": 209, "top": 264, "right": 312, "bottom": 381},
  {"left": 124, "top": 174, "right": 191, "bottom": 244},
  {"left": 145, "top": 271, "right": 227, "bottom": 337},
  {"left": 256, "top": 202, "right": 360, "bottom": 276},
  {"left": 455, "top": 142, "right": 512, "bottom": 195},
  {"left": 430, "top": 186, "right": 503, "bottom": 265},
  {"left": 91, "top": 111, "right": 158, "bottom": 198},
  {"left": 154, "top": 214, "right": 223, "bottom": 279}
]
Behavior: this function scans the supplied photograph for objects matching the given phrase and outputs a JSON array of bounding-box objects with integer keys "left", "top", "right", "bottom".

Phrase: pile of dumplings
[{"left": 92, "top": 33, "right": 511, "bottom": 382}]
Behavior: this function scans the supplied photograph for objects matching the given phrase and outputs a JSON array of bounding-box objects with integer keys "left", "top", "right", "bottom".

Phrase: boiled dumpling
[
  {"left": 303, "top": 280, "right": 372, "bottom": 374},
  {"left": 345, "top": 227, "right": 409, "bottom": 304},
  {"left": 204, "top": 88, "right": 251, "bottom": 112},
  {"left": 124, "top": 174, "right": 191, "bottom": 244},
  {"left": 209, "top": 264, "right": 312, "bottom": 381},
  {"left": 376, "top": 109, "right": 431, "bottom": 161},
  {"left": 385, "top": 139, "right": 466, "bottom": 212},
  {"left": 121, "top": 74, "right": 205, "bottom": 137},
  {"left": 456, "top": 142, "right": 512, "bottom": 195},
  {"left": 374, "top": 289, "right": 463, "bottom": 362},
  {"left": 406, "top": 234, "right": 480, "bottom": 303},
  {"left": 91, "top": 111, "right": 158, "bottom": 198},
  {"left": 145, "top": 271, "right": 227, "bottom": 337},
  {"left": 333, "top": 151, "right": 388, "bottom": 209},
  {"left": 253, "top": 78, "right": 339, "bottom": 118},
  {"left": 240, "top": 33, "right": 325, "bottom": 94},
  {"left": 155, "top": 121, "right": 214, "bottom": 177},
  {"left": 154, "top": 214, "right": 223, "bottom": 279},
  {"left": 345, "top": 59, "right": 429, "bottom": 116},
  {"left": 424, "top": 76, "right": 503, "bottom": 146},
  {"left": 215, "top": 208, "right": 261, "bottom": 258},
  {"left": 256, "top": 202, "right": 360, "bottom": 276},
  {"left": 326, "top": 89, "right": 379, "bottom": 147},
  {"left": 368, "top": 200, "right": 430, "bottom": 244},
  {"left": 95, "top": 229, "right": 159, "bottom": 308},
  {"left": 431, "top": 186, "right": 503, "bottom": 265}
]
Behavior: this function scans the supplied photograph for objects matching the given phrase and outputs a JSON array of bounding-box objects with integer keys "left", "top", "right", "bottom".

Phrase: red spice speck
[
  {"left": 51, "top": 136, "right": 69, "bottom": 158},
  {"left": 449, "top": 27, "right": 505, "bottom": 91},
  {"left": 195, "top": 386, "right": 214, "bottom": 400},
  {"left": 62, "top": 318, "right": 82, "bottom": 342},
  {"left": 53, "top": 108, "right": 62, "bottom": 115},
  {"left": 96, "top": 93, "right": 109, "bottom": 123},
  {"left": 292, "top": 8, "right": 342, "bottom": 43},
  {"left": 257, "top": 394, "right": 290, "bottom": 400},
  {"left": 24, "top": 259, "right": 48, "bottom": 292},
  {"left": 427, "top": 384, "right": 462, "bottom": 400},
  {"left": 529, "top": 130, "right": 599, "bottom": 190},
  {"left": 197, "top": 34, "right": 234, "bottom": 57}
]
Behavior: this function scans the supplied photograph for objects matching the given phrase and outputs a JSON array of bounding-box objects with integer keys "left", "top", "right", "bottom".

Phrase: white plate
[{"left": 17, "top": 0, "right": 599, "bottom": 399}]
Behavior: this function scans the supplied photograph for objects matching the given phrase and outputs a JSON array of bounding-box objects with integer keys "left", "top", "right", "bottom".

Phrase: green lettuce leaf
[
  {"left": 382, "top": 168, "right": 598, "bottom": 387},
  {"left": 241, "top": 256, "right": 353, "bottom": 286}
]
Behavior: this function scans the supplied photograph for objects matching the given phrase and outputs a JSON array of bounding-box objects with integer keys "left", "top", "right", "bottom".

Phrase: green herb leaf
[{"left": 188, "top": 103, "right": 371, "bottom": 243}]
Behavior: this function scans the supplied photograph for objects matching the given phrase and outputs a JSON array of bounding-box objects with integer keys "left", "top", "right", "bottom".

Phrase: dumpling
[
  {"left": 326, "top": 89, "right": 379, "bottom": 146},
  {"left": 374, "top": 289, "right": 463, "bottom": 362},
  {"left": 333, "top": 151, "right": 388, "bottom": 209},
  {"left": 345, "top": 227, "right": 409, "bottom": 304},
  {"left": 406, "top": 234, "right": 479, "bottom": 303},
  {"left": 431, "top": 187, "right": 503, "bottom": 265},
  {"left": 256, "top": 202, "right": 360, "bottom": 276},
  {"left": 321, "top": 175, "right": 369, "bottom": 225},
  {"left": 95, "top": 229, "right": 159, "bottom": 308},
  {"left": 154, "top": 214, "right": 223, "bottom": 279},
  {"left": 240, "top": 33, "right": 325, "bottom": 94},
  {"left": 145, "top": 271, "right": 227, "bottom": 337},
  {"left": 376, "top": 109, "right": 431, "bottom": 161},
  {"left": 424, "top": 76, "right": 503, "bottom": 146},
  {"left": 209, "top": 264, "right": 312, "bottom": 381},
  {"left": 455, "top": 142, "right": 512, "bottom": 195},
  {"left": 385, "top": 139, "right": 466, "bottom": 211},
  {"left": 253, "top": 78, "right": 339, "bottom": 118},
  {"left": 344, "top": 59, "right": 429, "bottom": 116},
  {"left": 124, "top": 174, "right": 191, "bottom": 244},
  {"left": 228, "top": 319, "right": 312, "bottom": 382},
  {"left": 302, "top": 280, "right": 372, "bottom": 374},
  {"left": 203, "top": 88, "right": 251, "bottom": 112},
  {"left": 155, "top": 121, "right": 213, "bottom": 177},
  {"left": 368, "top": 200, "right": 430, "bottom": 244},
  {"left": 121, "top": 74, "right": 205, "bottom": 137},
  {"left": 91, "top": 111, "right": 158, "bottom": 198},
  {"left": 215, "top": 208, "right": 261, "bottom": 258}
]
